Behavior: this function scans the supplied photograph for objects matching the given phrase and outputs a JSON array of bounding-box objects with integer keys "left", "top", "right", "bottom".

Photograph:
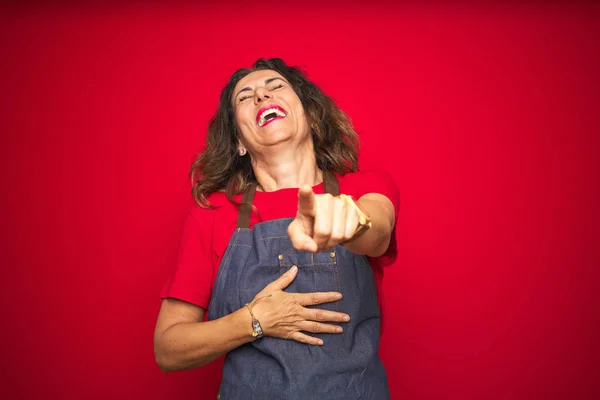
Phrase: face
[{"left": 232, "top": 69, "right": 310, "bottom": 153}]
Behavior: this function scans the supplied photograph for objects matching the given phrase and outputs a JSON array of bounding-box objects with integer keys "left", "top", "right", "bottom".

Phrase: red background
[{"left": 1, "top": 2, "right": 599, "bottom": 399}]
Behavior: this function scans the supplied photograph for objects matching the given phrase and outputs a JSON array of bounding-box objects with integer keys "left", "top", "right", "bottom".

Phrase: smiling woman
[{"left": 154, "top": 58, "right": 400, "bottom": 399}]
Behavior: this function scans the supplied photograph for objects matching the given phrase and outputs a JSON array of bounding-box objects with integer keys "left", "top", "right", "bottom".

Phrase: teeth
[
  {"left": 257, "top": 107, "right": 286, "bottom": 127},
  {"left": 260, "top": 108, "right": 286, "bottom": 119}
]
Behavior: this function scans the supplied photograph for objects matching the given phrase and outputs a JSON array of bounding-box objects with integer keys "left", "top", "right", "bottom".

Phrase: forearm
[
  {"left": 342, "top": 195, "right": 394, "bottom": 257},
  {"left": 155, "top": 307, "right": 253, "bottom": 372}
]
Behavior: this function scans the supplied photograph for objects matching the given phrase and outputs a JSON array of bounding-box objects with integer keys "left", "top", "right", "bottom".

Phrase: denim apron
[{"left": 208, "top": 172, "right": 389, "bottom": 399}]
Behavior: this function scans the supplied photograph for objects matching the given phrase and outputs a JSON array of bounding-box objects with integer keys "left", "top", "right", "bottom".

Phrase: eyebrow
[{"left": 235, "top": 77, "right": 285, "bottom": 100}]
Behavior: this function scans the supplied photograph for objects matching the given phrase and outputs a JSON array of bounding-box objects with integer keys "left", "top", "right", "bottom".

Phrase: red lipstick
[{"left": 255, "top": 104, "right": 287, "bottom": 126}]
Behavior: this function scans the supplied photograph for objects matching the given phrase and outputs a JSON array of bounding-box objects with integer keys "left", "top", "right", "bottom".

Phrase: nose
[{"left": 254, "top": 87, "right": 272, "bottom": 104}]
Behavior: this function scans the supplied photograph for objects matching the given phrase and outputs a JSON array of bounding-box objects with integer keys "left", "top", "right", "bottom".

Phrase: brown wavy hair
[{"left": 191, "top": 58, "right": 360, "bottom": 208}]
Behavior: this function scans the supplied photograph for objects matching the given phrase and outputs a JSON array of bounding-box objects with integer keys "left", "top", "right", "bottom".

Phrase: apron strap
[
  {"left": 237, "top": 184, "right": 257, "bottom": 229},
  {"left": 236, "top": 171, "right": 340, "bottom": 229},
  {"left": 323, "top": 170, "right": 340, "bottom": 197}
]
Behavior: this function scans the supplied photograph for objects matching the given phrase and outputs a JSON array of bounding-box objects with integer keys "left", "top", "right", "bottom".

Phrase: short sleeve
[
  {"left": 341, "top": 170, "right": 400, "bottom": 266},
  {"left": 160, "top": 208, "right": 215, "bottom": 309}
]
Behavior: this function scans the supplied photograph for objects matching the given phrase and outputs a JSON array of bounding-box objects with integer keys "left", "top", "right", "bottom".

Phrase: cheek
[
  {"left": 234, "top": 110, "right": 258, "bottom": 146},
  {"left": 293, "top": 104, "right": 308, "bottom": 126},
  {"left": 291, "top": 96, "right": 304, "bottom": 115},
  {"left": 235, "top": 109, "right": 254, "bottom": 130}
]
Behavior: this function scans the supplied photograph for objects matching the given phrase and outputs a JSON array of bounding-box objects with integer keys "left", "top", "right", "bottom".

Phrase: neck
[{"left": 251, "top": 142, "right": 322, "bottom": 192}]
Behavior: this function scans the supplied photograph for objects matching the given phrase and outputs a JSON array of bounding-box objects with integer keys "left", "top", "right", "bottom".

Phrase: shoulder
[
  {"left": 188, "top": 191, "right": 239, "bottom": 216},
  {"left": 337, "top": 169, "right": 396, "bottom": 186},
  {"left": 337, "top": 169, "right": 400, "bottom": 210},
  {"left": 185, "top": 191, "right": 241, "bottom": 233}
]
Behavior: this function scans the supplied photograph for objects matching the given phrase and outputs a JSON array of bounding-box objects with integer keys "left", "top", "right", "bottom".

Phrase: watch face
[{"left": 252, "top": 319, "right": 263, "bottom": 338}]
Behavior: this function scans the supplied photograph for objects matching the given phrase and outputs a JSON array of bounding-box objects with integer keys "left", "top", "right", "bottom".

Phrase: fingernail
[
  {"left": 335, "top": 293, "right": 342, "bottom": 299},
  {"left": 343, "top": 315, "right": 350, "bottom": 322},
  {"left": 290, "top": 265, "right": 297, "bottom": 273},
  {"left": 317, "top": 339, "right": 324, "bottom": 345},
  {"left": 336, "top": 326, "right": 343, "bottom": 333}
]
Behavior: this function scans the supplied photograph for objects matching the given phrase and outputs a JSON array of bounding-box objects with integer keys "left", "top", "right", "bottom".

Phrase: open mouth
[{"left": 256, "top": 105, "right": 287, "bottom": 127}]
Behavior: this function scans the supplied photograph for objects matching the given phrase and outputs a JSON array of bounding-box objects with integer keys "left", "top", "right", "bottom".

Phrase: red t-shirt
[{"left": 161, "top": 170, "right": 400, "bottom": 322}]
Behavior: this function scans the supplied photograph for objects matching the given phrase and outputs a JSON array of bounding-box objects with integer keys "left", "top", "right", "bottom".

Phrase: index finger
[
  {"left": 298, "top": 185, "right": 316, "bottom": 217},
  {"left": 295, "top": 291, "right": 342, "bottom": 306}
]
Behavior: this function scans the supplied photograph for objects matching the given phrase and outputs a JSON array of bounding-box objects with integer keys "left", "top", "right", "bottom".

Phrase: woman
[{"left": 155, "top": 58, "right": 399, "bottom": 399}]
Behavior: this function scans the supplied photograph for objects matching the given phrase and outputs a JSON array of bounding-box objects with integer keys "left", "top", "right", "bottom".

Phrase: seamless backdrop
[{"left": 1, "top": 2, "right": 599, "bottom": 399}]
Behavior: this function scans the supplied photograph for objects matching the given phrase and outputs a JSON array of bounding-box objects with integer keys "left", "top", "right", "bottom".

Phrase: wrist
[
  {"left": 244, "top": 294, "right": 271, "bottom": 339},
  {"left": 232, "top": 307, "right": 258, "bottom": 341}
]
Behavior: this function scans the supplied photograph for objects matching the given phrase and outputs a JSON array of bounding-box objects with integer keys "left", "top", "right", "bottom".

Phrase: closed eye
[{"left": 237, "top": 83, "right": 284, "bottom": 104}]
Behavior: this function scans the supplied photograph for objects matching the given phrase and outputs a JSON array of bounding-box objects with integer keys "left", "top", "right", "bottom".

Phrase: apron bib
[{"left": 208, "top": 172, "right": 389, "bottom": 399}]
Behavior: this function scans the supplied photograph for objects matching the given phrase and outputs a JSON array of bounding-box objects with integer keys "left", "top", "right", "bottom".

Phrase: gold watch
[{"left": 338, "top": 194, "right": 372, "bottom": 241}]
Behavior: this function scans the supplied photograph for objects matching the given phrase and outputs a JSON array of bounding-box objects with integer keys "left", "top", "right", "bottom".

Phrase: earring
[{"left": 238, "top": 147, "right": 247, "bottom": 156}]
